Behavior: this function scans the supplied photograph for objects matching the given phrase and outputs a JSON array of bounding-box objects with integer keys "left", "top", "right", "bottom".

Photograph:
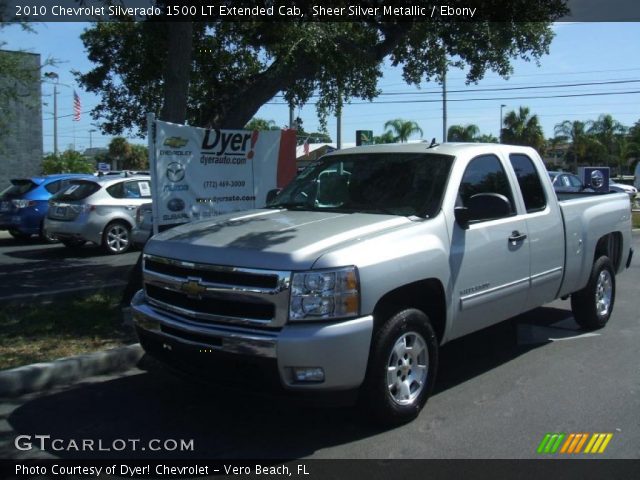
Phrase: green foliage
[
  {"left": 244, "top": 118, "right": 280, "bottom": 131},
  {"left": 373, "top": 131, "right": 396, "bottom": 144},
  {"left": 501, "top": 106, "right": 545, "bottom": 151},
  {"left": 384, "top": 119, "right": 423, "bottom": 143},
  {"left": 41, "top": 150, "right": 94, "bottom": 174},
  {"left": 123, "top": 144, "right": 149, "bottom": 170},
  {"left": 76, "top": 3, "right": 567, "bottom": 136},
  {"left": 447, "top": 124, "right": 480, "bottom": 142}
]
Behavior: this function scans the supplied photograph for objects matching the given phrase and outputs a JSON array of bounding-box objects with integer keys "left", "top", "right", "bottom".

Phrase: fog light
[{"left": 292, "top": 367, "right": 325, "bottom": 383}]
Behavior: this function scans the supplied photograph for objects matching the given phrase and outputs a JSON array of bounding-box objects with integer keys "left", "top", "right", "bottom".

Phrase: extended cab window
[
  {"left": 458, "top": 155, "right": 515, "bottom": 222},
  {"left": 509, "top": 154, "right": 546, "bottom": 213}
]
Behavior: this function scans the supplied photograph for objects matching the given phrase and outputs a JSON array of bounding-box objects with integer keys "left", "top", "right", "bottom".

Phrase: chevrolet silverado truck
[{"left": 132, "top": 143, "right": 633, "bottom": 425}]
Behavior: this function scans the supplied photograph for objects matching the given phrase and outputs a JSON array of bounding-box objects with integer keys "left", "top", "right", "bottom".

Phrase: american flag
[{"left": 73, "top": 90, "right": 81, "bottom": 121}]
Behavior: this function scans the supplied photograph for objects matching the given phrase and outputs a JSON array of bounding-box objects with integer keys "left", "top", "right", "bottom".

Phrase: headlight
[{"left": 289, "top": 266, "right": 359, "bottom": 321}]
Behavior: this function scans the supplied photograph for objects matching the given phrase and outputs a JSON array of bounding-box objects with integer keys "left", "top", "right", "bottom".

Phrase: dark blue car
[{"left": 0, "top": 174, "right": 95, "bottom": 241}]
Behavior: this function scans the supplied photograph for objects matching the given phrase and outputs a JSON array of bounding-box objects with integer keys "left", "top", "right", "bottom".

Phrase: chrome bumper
[{"left": 131, "top": 290, "right": 374, "bottom": 390}]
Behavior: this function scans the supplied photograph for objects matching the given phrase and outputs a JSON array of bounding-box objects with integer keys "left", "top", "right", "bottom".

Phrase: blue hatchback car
[{"left": 0, "top": 174, "right": 95, "bottom": 241}]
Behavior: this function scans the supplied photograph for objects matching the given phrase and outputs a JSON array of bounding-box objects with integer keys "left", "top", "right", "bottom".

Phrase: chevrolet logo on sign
[{"left": 181, "top": 279, "right": 207, "bottom": 298}]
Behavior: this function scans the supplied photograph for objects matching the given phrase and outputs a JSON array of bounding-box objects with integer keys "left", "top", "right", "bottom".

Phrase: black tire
[
  {"left": 61, "top": 238, "right": 87, "bottom": 249},
  {"left": 102, "top": 220, "right": 131, "bottom": 255},
  {"left": 360, "top": 308, "right": 438, "bottom": 426},
  {"left": 571, "top": 256, "right": 616, "bottom": 330},
  {"left": 8, "top": 229, "right": 31, "bottom": 240}
]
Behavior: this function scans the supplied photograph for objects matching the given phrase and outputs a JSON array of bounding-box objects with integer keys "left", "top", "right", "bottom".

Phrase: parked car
[
  {"left": 45, "top": 175, "right": 152, "bottom": 254},
  {"left": 132, "top": 143, "right": 632, "bottom": 425},
  {"left": 609, "top": 180, "right": 637, "bottom": 201},
  {"left": 0, "top": 174, "right": 94, "bottom": 241},
  {"left": 548, "top": 171, "right": 587, "bottom": 193},
  {"left": 132, "top": 202, "right": 153, "bottom": 248}
]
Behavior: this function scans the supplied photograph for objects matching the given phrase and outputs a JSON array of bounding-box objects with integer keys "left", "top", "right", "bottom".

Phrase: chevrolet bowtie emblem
[{"left": 181, "top": 279, "right": 206, "bottom": 297}]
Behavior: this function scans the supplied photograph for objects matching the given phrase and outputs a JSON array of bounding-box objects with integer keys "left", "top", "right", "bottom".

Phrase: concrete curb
[{"left": 0, "top": 343, "right": 144, "bottom": 398}]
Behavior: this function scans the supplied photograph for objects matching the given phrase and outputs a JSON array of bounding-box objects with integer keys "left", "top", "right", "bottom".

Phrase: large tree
[
  {"left": 501, "top": 106, "right": 545, "bottom": 151},
  {"left": 76, "top": 2, "right": 567, "bottom": 136}
]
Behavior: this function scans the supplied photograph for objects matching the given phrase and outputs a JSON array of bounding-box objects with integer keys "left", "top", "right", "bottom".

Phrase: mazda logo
[{"left": 166, "top": 162, "right": 185, "bottom": 182}]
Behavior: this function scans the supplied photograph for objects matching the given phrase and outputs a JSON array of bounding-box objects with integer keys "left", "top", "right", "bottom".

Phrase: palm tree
[
  {"left": 615, "top": 136, "right": 639, "bottom": 175},
  {"left": 244, "top": 117, "right": 279, "bottom": 131},
  {"left": 554, "top": 120, "right": 590, "bottom": 171},
  {"left": 501, "top": 106, "right": 545, "bottom": 151},
  {"left": 447, "top": 124, "right": 480, "bottom": 142},
  {"left": 475, "top": 134, "right": 498, "bottom": 143},
  {"left": 373, "top": 131, "right": 396, "bottom": 144},
  {"left": 383, "top": 119, "right": 423, "bottom": 143},
  {"left": 587, "top": 114, "right": 626, "bottom": 163}
]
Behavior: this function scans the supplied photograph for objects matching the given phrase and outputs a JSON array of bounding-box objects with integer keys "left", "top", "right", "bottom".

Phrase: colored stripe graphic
[{"left": 539, "top": 433, "right": 613, "bottom": 454}]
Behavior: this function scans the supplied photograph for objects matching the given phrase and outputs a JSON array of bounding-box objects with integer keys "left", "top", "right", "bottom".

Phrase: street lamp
[
  {"left": 499, "top": 104, "right": 507, "bottom": 144},
  {"left": 44, "top": 72, "right": 59, "bottom": 155}
]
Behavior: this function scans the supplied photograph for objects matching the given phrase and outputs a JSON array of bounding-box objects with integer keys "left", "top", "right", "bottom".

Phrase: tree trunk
[{"left": 160, "top": 22, "right": 193, "bottom": 124}]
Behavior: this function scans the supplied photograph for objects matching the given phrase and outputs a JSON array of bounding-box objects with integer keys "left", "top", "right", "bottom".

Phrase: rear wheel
[
  {"left": 102, "top": 221, "right": 131, "bottom": 254},
  {"left": 8, "top": 229, "right": 30, "bottom": 240},
  {"left": 571, "top": 256, "right": 616, "bottom": 330},
  {"left": 360, "top": 308, "right": 438, "bottom": 426}
]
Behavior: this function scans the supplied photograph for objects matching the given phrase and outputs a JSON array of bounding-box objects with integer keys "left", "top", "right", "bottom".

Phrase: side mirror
[
  {"left": 265, "top": 188, "right": 281, "bottom": 204},
  {"left": 454, "top": 207, "right": 470, "bottom": 229}
]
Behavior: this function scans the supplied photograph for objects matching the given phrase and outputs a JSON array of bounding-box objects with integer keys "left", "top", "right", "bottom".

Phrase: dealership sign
[{"left": 148, "top": 115, "right": 296, "bottom": 229}]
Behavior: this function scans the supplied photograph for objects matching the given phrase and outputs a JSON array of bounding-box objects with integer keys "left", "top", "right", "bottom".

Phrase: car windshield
[
  {"left": 267, "top": 152, "right": 454, "bottom": 217},
  {"left": 50, "top": 180, "right": 101, "bottom": 201},
  {"left": 0, "top": 179, "right": 38, "bottom": 198}
]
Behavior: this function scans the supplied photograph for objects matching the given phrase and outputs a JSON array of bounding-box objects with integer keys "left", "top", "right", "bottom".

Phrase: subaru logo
[
  {"left": 167, "top": 198, "right": 185, "bottom": 212},
  {"left": 166, "top": 162, "right": 185, "bottom": 182}
]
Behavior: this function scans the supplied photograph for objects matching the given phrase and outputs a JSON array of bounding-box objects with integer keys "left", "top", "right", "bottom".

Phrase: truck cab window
[
  {"left": 458, "top": 154, "right": 515, "bottom": 221},
  {"left": 509, "top": 153, "right": 547, "bottom": 213}
]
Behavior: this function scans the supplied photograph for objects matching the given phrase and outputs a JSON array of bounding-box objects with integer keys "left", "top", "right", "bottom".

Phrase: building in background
[{"left": 0, "top": 50, "right": 43, "bottom": 187}]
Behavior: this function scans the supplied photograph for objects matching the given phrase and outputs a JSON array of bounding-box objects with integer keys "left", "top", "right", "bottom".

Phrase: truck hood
[{"left": 144, "top": 208, "right": 410, "bottom": 270}]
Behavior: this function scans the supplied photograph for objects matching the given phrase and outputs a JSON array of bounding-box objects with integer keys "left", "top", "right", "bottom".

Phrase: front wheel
[
  {"left": 571, "top": 256, "right": 616, "bottom": 330},
  {"left": 102, "top": 221, "right": 131, "bottom": 255},
  {"left": 8, "top": 229, "right": 30, "bottom": 240},
  {"left": 360, "top": 308, "right": 438, "bottom": 426}
]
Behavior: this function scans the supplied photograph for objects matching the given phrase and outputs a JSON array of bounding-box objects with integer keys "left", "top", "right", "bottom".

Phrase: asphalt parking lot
[
  {"left": 0, "top": 231, "right": 139, "bottom": 301},
  {"left": 0, "top": 232, "right": 637, "bottom": 460}
]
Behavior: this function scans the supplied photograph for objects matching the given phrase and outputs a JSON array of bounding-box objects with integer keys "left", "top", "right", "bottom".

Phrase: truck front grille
[{"left": 142, "top": 254, "right": 290, "bottom": 329}]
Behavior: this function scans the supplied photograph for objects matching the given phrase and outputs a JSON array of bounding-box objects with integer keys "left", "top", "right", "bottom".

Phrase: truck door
[
  {"left": 449, "top": 154, "right": 531, "bottom": 339},
  {"left": 508, "top": 153, "right": 564, "bottom": 309}
]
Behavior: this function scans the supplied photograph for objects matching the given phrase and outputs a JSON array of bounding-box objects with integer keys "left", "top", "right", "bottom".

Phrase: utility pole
[
  {"left": 500, "top": 104, "right": 506, "bottom": 143},
  {"left": 289, "top": 105, "right": 295, "bottom": 130},
  {"left": 336, "top": 87, "right": 343, "bottom": 149},
  {"left": 44, "top": 72, "right": 59, "bottom": 155},
  {"left": 442, "top": 64, "right": 447, "bottom": 143},
  {"left": 89, "top": 129, "right": 96, "bottom": 149}
]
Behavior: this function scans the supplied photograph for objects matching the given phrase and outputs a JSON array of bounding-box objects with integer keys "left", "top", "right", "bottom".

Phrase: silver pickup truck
[{"left": 132, "top": 143, "right": 633, "bottom": 425}]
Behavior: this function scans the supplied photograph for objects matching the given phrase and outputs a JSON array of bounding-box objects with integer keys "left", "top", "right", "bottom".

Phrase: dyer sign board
[{"left": 149, "top": 117, "right": 296, "bottom": 229}]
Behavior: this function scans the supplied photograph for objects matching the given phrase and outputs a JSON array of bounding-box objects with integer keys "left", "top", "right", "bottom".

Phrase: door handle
[{"left": 508, "top": 230, "right": 527, "bottom": 245}]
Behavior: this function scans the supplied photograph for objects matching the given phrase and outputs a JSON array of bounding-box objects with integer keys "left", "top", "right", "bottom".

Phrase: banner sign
[{"left": 150, "top": 118, "right": 296, "bottom": 228}]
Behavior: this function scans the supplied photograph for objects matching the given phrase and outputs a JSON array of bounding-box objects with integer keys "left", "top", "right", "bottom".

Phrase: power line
[{"left": 268, "top": 90, "right": 640, "bottom": 106}]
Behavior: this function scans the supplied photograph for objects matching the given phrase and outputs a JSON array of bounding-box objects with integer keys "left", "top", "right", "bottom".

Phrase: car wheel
[
  {"left": 61, "top": 238, "right": 87, "bottom": 249},
  {"left": 571, "top": 256, "right": 616, "bottom": 330},
  {"left": 360, "top": 308, "right": 438, "bottom": 426},
  {"left": 8, "top": 229, "right": 31, "bottom": 240},
  {"left": 102, "top": 221, "right": 131, "bottom": 255},
  {"left": 39, "top": 223, "right": 59, "bottom": 243}
]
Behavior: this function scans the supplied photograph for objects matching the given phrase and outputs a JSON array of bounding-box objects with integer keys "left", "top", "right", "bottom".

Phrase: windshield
[{"left": 267, "top": 152, "right": 454, "bottom": 217}]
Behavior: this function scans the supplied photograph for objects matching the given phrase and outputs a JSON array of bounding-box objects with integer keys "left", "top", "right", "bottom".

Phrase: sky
[{"left": 2, "top": 21, "right": 640, "bottom": 153}]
